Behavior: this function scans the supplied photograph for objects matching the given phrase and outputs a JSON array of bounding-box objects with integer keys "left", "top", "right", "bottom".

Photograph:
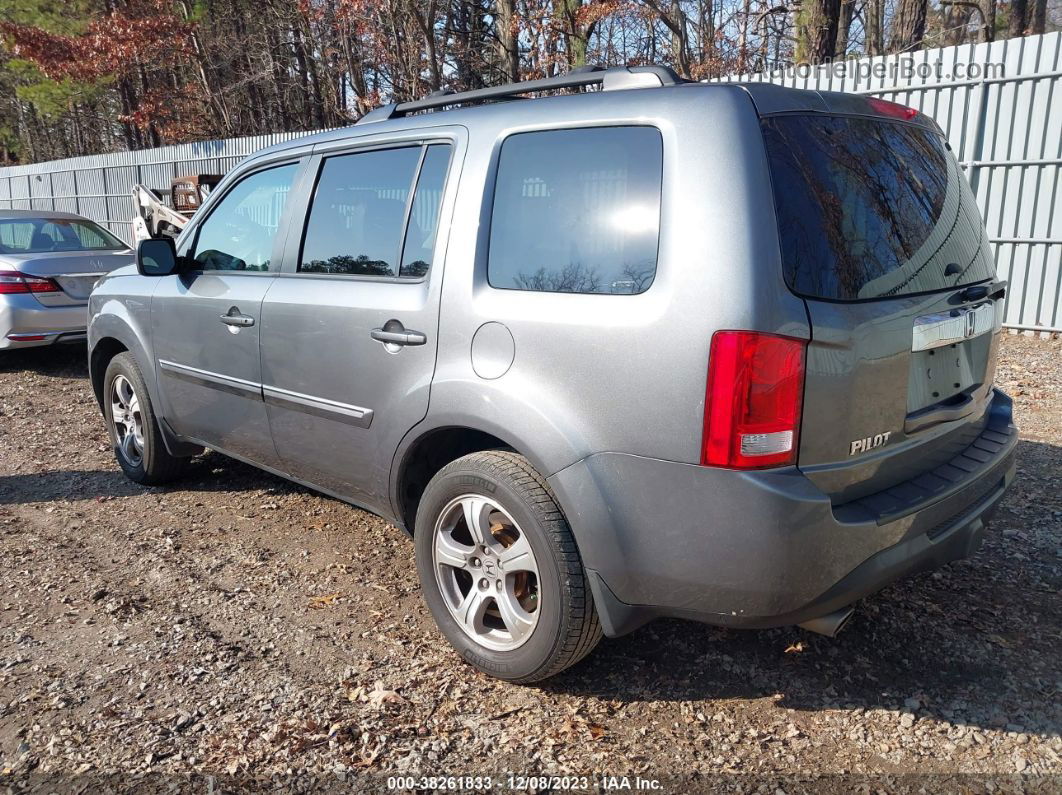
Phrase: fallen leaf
[
  {"left": 368, "top": 680, "right": 406, "bottom": 708},
  {"left": 784, "top": 641, "right": 806, "bottom": 654},
  {"left": 308, "top": 592, "right": 341, "bottom": 609},
  {"left": 351, "top": 745, "right": 383, "bottom": 768}
]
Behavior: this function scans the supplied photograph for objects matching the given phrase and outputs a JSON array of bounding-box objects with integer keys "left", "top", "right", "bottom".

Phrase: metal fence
[
  {"left": 1, "top": 32, "right": 1059, "bottom": 330},
  {"left": 716, "top": 31, "right": 1062, "bottom": 332},
  {"left": 0, "top": 132, "right": 315, "bottom": 246}
]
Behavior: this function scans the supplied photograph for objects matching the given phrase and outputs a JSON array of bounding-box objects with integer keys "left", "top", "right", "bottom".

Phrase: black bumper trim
[{"left": 834, "top": 410, "right": 1018, "bottom": 528}]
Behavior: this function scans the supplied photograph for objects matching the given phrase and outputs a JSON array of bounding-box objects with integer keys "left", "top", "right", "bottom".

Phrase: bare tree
[
  {"left": 796, "top": 0, "right": 842, "bottom": 62},
  {"left": 889, "top": 0, "right": 928, "bottom": 52}
]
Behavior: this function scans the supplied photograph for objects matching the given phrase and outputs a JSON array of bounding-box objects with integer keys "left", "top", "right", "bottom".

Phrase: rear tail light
[
  {"left": 867, "top": 97, "right": 919, "bottom": 121},
  {"left": 701, "top": 331, "right": 807, "bottom": 469},
  {"left": 0, "top": 271, "right": 61, "bottom": 294}
]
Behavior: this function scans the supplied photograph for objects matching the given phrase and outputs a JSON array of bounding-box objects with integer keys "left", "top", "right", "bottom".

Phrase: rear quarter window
[
  {"left": 487, "top": 126, "right": 663, "bottom": 295},
  {"left": 761, "top": 115, "right": 995, "bottom": 301}
]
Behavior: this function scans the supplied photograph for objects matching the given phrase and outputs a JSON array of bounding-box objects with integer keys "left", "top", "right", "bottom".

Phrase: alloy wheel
[
  {"left": 109, "top": 374, "right": 145, "bottom": 467},
  {"left": 432, "top": 494, "right": 541, "bottom": 651}
]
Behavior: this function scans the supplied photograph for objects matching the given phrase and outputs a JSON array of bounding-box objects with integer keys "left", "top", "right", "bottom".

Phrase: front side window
[
  {"left": 0, "top": 218, "right": 126, "bottom": 254},
  {"left": 190, "top": 163, "right": 298, "bottom": 272},
  {"left": 299, "top": 147, "right": 423, "bottom": 276},
  {"left": 487, "top": 126, "right": 663, "bottom": 295}
]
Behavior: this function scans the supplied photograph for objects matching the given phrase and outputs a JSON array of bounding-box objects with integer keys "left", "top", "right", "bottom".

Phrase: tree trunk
[
  {"left": 1007, "top": 0, "right": 1027, "bottom": 36},
  {"left": 866, "top": 0, "right": 885, "bottom": 55},
  {"left": 1030, "top": 0, "right": 1046, "bottom": 33},
  {"left": 556, "top": 0, "right": 589, "bottom": 68},
  {"left": 495, "top": 0, "right": 520, "bottom": 82},
  {"left": 888, "top": 0, "right": 928, "bottom": 53},
  {"left": 940, "top": 1, "right": 993, "bottom": 43},
  {"left": 796, "top": 0, "right": 842, "bottom": 64},
  {"left": 697, "top": 0, "right": 715, "bottom": 70},
  {"left": 835, "top": 0, "right": 855, "bottom": 57},
  {"left": 669, "top": 0, "right": 690, "bottom": 75},
  {"left": 737, "top": 0, "right": 751, "bottom": 69},
  {"left": 414, "top": 0, "right": 443, "bottom": 90}
]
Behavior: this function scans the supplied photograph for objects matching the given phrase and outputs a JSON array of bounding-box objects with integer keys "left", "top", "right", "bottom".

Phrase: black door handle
[{"left": 371, "top": 319, "right": 426, "bottom": 347}]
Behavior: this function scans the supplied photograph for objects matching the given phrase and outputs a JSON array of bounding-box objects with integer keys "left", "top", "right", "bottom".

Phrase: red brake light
[
  {"left": 0, "top": 272, "right": 61, "bottom": 294},
  {"left": 701, "top": 331, "right": 807, "bottom": 469},
  {"left": 867, "top": 97, "right": 918, "bottom": 121}
]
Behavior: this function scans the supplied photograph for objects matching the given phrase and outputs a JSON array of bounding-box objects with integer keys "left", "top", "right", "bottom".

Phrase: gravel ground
[{"left": 0, "top": 334, "right": 1059, "bottom": 792}]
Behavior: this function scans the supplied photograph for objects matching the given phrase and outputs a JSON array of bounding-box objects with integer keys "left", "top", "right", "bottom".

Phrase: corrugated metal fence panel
[
  {"left": 1, "top": 37, "right": 1059, "bottom": 329},
  {"left": 717, "top": 32, "right": 1062, "bottom": 331},
  {"left": 0, "top": 130, "right": 318, "bottom": 243}
]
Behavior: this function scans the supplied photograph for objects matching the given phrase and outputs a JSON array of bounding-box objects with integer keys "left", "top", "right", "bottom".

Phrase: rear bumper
[
  {"left": 0, "top": 295, "right": 88, "bottom": 350},
  {"left": 548, "top": 389, "right": 1018, "bottom": 637}
]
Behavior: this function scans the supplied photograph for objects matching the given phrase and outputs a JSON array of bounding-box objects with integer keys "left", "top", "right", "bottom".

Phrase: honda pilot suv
[{"left": 87, "top": 66, "right": 1017, "bottom": 682}]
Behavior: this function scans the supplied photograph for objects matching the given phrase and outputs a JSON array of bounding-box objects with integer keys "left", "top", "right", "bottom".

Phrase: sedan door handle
[
  {"left": 371, "top": 321, "right": 427, "bottom": 347},
  {"left": 219, "top": 312, "right": 255, "bottom": 327}
]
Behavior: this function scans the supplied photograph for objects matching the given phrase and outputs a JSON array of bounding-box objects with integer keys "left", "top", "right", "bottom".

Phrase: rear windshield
[
  {"left": 761, "top": 115, "right": 995, "bottom": 301},
  {"left": 0, "top": 217, "right": 126, "bottom": 255}
]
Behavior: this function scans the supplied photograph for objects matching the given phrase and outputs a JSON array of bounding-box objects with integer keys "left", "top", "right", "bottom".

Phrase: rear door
[
  {"left": 259, "top": 133, "right": 459, "bottom": 508},
  {"left": 760, "top": 106, "right": 1004, "bottom": 504}
]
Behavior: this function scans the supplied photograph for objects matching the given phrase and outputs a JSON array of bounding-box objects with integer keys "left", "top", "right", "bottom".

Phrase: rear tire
[
  {"left": 415, "top": 451, "right": 602, "bottom": 682},
  {"left": 103, "top": 352, "right": 192, "bottom": 485}
]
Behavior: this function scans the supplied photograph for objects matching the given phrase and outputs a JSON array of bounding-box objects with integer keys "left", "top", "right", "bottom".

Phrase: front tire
[
  {"left": 415, "top": 451, "right": 602, "bottom": 682},
  {"left": 103, "top": 352, "right": 192, "bottom": 485}
]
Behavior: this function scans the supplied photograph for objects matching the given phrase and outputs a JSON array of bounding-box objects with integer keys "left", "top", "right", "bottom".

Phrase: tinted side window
[
  {"left": 400, "top": 144, "right": 452, "bottom": 278},
  {"left": 300, "top": 147, "right": 421, "bottom": 276},
  {"left": 191, "top": 164, "right": 297, "bottom": 272},
  {"left": 488, "top": 127, "right": 663, "bottom": 295}
]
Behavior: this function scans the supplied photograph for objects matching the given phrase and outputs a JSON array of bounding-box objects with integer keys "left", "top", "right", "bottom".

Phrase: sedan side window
[{"left": 190, "top": 163, "right": 298, "bottom": 272}]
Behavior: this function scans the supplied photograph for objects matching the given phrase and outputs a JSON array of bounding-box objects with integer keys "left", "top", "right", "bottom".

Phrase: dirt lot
[{"left": 0, "top": 335, "right": 1059, "bottom": 792}]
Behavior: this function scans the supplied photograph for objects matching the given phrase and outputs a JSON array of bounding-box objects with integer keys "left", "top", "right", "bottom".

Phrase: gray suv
[{"left": 87, "top": 66, "right": 1017, "bottom": 682}]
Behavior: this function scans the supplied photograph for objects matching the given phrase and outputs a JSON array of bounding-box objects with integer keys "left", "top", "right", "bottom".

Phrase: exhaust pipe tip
[{"left": 797, "top": 606, "right": 855, "bottom": 638}]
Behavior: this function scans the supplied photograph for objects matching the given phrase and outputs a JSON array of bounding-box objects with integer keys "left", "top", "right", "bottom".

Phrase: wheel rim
[
  {"left": 432, "top": 494, "right": 541, "bottom": 651},
  {"left": 109, "top": 374, "right": 144, "bottom": 467}
]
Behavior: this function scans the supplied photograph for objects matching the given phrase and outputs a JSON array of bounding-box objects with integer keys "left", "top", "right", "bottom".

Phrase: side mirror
[{"left": 137, "top": 237, "right": 179, "bottom": 276}]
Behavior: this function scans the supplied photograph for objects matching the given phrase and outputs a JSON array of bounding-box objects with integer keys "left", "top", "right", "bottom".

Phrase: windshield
[
  {"left": 761, "top": 114, "right": 995, "bottom": 301},
  {"left": 0, "top": 217, "right": 127, "bottom": 255}
]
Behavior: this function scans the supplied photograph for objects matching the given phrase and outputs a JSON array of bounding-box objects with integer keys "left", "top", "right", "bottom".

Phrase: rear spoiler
[{"left": 734, "top": 83, "right": 942, "bottom": 134}]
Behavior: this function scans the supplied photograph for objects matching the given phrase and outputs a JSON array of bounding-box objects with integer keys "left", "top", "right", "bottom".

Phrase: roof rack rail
[{"left": 357, "top": 65, "right": 684, "bottom": 125}]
